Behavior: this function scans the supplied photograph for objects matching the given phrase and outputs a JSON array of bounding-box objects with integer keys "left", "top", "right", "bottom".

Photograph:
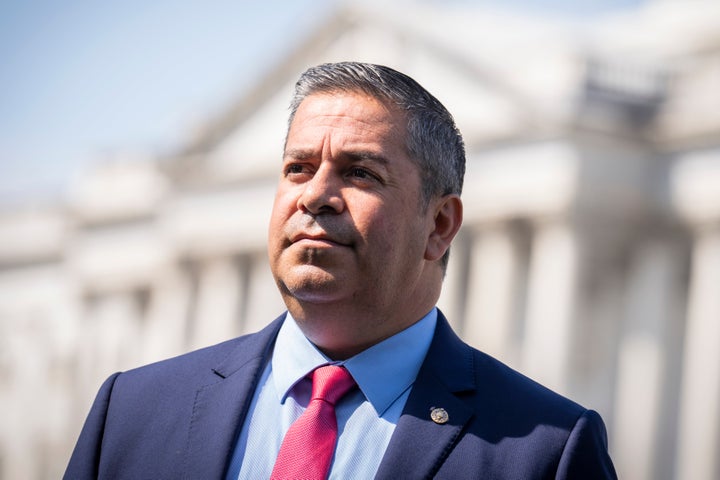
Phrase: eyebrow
[
  {"left": 283, "top": 148, "right": 314, "bottom": 161},
  {"left": 283, "top": 148, "right": 390, "bottom": 166}
]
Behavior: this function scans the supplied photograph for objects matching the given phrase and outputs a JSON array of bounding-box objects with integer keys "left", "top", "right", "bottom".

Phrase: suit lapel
[
  {"left": 183, "top": 314, "right": 285, "bottom": 480},
  {"left": 375, "top": 311, "right": 476, "bottom": 480}
]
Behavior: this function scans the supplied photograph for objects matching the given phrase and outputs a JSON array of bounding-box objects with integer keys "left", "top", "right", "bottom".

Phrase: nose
[{"left": 297, "top": 164, "right": 344, "bottom": 215}]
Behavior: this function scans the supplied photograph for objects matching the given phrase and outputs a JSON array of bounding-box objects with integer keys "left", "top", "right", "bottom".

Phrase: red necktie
[{"left": 271, "top": 365, "right": 357, "bottom": 480}]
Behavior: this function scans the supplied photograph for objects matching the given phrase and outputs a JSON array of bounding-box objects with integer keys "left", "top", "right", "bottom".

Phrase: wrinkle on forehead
[
  {"left": 292, "top": 93, "right": 403, "bottom": 132},
  {"left": 284, "top": 92, "right": 408, "bottom": 161}
]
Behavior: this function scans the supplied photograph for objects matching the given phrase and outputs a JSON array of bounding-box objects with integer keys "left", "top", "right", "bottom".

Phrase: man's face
[{"left": 267, "top": 91, "right": 439, "bottom": 352}]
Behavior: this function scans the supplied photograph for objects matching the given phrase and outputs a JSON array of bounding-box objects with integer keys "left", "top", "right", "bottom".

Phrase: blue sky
[{"left": 0, "top": 0, "right": 644, "bottom": 204}]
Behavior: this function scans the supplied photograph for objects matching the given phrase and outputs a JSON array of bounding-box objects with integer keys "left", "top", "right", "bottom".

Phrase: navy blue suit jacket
[{"left": 65, "top": 311, "right": 617, "bottom": 479}]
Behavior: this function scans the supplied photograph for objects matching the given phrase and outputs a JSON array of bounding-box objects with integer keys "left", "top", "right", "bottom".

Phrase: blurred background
[{"left": 1, "top": 0, "right": 719, "bottom": 478}]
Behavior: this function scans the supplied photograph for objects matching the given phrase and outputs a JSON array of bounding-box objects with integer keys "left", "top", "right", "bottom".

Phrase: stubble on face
[{"left": 274, "top": 210, "right": 360, "bottom": 301}]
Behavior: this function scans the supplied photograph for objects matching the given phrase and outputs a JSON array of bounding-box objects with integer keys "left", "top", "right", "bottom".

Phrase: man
[{"left": 65, "top": 62, "right": 617, "bottom": 479}]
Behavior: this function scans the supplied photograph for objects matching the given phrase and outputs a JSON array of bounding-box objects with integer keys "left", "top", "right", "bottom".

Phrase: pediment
[{"left": 167, "top": 3, "right": 577, "bottom": 187}]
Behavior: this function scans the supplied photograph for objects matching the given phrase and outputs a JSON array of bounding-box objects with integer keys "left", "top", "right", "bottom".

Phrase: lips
[
  {"left": 290, "top": 232, "right": 348, "bottom": 247},
  {"left": 284, "top": 214, "right": 354, "bottom": 248}
]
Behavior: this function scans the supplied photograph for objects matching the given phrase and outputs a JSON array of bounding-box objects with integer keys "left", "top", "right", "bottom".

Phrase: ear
[{"left": 424, "top": 194, "right": 463, "bottom": 262}]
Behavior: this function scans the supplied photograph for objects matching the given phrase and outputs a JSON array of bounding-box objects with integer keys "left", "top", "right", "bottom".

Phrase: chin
[{"left": 279, "top": 266, "right": 346, "bottom": 304}]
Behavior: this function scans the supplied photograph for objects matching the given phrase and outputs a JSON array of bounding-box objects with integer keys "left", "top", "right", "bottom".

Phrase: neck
[{"left": 284, "top": 288, "right": 439, "bottom": 360}]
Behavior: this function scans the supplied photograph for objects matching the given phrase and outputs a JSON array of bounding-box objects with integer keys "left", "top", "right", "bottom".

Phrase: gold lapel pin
[{"left": 430, "top": 407, "right": 449, "bottom": 424}]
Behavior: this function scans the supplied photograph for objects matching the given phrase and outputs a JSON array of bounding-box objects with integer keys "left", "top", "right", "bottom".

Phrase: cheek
[
  {"left": 356, "top": 212, "right": 399, "bottom": 257},
  {"left": 352, "top": 197, "right": 415, "bottom": 247},
  {"left": 272, "top": 184, "right": 300, "bottom": 218},
  {"left": 268, "top": 194, "right": 293, "bottom": 249}
]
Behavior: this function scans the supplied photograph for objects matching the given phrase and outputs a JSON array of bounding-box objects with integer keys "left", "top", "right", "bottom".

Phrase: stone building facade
[{"left": 1, "top": 2, "right": 719, "bottom": 478}]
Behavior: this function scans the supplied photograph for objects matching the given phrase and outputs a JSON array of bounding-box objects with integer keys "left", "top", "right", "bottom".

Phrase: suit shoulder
[
  {"left": 431, "top": 311, "right": 587, "bottom": 424},
  {"left": 468, "top": 345, "right": 586, "bottom": 424}
]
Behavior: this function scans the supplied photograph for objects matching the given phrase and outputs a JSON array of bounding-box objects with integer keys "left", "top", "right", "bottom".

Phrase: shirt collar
[{"left": 272, "top": 309, "right": 438, "bottom": 417}]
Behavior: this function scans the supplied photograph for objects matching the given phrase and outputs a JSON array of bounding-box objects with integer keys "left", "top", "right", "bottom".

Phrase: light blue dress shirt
[{"left": 225, "top": 308, "right": 438, "bottom": 480}]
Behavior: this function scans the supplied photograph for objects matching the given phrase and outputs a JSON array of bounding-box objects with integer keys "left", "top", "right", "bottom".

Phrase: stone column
[
  {"left": 463, "top": 224, "right": 528, "bottom": 369},
  {"left": 141, "top": 266, "right": 194, "bottom": 363},
  {"left": 675, "top": 226, "right": 720, "bottom": 480},
  {"left": 77, "top": 292, "right": 143, "bottom": 402},
  {"left": 612, "top": 239, "right": 686, "bottom": 480},
  {"left": 672, "top": 151, "right": 720, "bottom": 480},
  {"left": 0, "top": 316, "right": 48, "bottom": 480},
  {"left": 522, "top": 220, "right": 578, "bottom": 394},
  {"left": 187, "top": 257, "right": 244, "bottom": 350}
]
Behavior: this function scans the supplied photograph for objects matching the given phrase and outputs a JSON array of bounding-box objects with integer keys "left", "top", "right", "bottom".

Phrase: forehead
[{"left": 288, "top": 91, "right": 407, "bottom": 140}]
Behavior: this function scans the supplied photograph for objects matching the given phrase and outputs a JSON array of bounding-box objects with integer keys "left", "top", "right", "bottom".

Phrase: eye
[
  {"left": 348, "top": 167, "right": 380, "bottom": 182},
  {"left": 284, "top": 163, "right": 311, "bottom": 177}
]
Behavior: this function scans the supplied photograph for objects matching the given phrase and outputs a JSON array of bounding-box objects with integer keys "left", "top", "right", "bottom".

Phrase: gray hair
[{"left": 286, "top": 62, "right": 466, "bottom": 204}]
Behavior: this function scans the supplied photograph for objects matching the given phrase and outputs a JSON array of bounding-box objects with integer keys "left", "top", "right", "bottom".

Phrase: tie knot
[{"left": 310, "top": 365, "right": 356, "bottom": 405}]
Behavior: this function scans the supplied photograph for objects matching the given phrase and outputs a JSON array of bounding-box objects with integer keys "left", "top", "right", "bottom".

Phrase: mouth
[{"left": 290, "top": 233, "right": 349, "bottom": 248}]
